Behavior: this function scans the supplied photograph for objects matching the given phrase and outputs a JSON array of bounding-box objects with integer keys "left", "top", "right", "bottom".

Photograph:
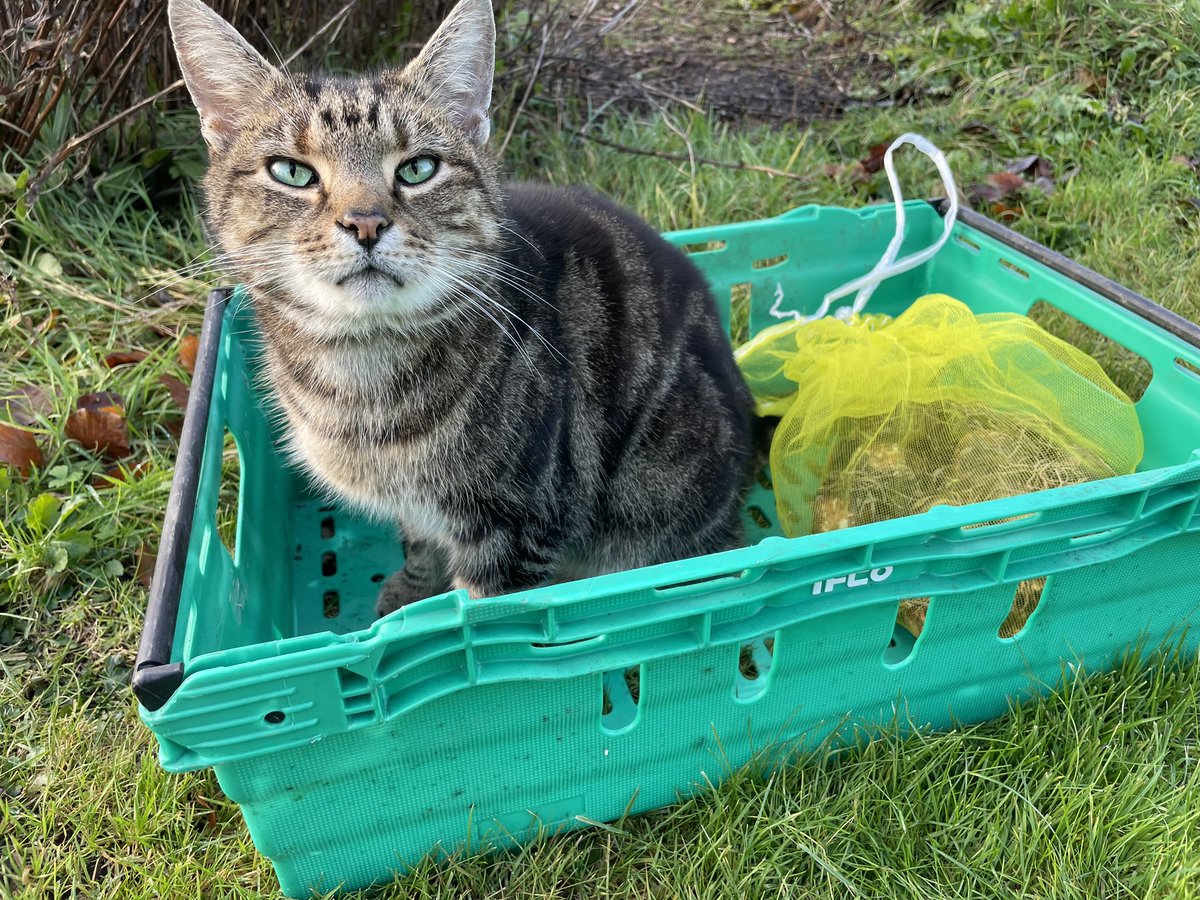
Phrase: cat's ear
[
  {"left": 168, "top": 0, "right": 280, "bottom": 150},
  {"left": 405, "top": 0, "right": 496, "bottom": 146}
]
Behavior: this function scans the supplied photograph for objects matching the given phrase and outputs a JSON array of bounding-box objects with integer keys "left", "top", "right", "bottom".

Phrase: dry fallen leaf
[
  {"left": 968, "top": 171, "right": 1027, "bottom": 205},
  {"left": 65, "top": 392, "right": 131, "bottom": 460},
  {"left": 0, "top": 423, "right": 43, "bottom": 474},
  {"left": 179, "top": 334, "right": 199, "bottom": 375},
  {"left": 1007, "top": 155, "right": 1053, "bottom": 180},
  {"left": 1077, "top": 67, "right": 1106, "bottom": 96},
  {"left": 3, "top": 384, "right": 55, "bottom": 426},
  {"left": 193, "top": 794, "right": 219, "bottom": 832},
  {"left": 823, "top": 161, "right": 870, "bottom": 184},
  {"left": 1176, "top": 198, "right": 1200, "bottom": 225},
  {"left": 988, "top": 171, "right": 1026, "bottom": 194},
  {"left": 786, "top": 0, "right": 823, "bottom": 27},
  {"left": 990, "top": 201, "right": 1024, "bottom": 222},
  {"left": 860, "top": 142, "right": 890, "bottom": 175},
  {"left": 159, "top": 375, "right": 190, "bottom": 409},
  {"left": 103, "top": 350, "right": 149, "bottom": 369},
  {"left": 92, "top": 460, "right": 152, "bottom": 489},
  {"left": 134, "top": 542, "right": 157, "bottom": 589}
]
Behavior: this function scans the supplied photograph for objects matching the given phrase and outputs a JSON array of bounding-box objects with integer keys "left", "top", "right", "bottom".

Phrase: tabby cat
[{"left": 169, "top": 0, "right": 753, "bottom": 615}]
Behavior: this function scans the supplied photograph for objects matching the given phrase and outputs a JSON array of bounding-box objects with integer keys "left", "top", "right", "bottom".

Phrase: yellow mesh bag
[{"left": 737, "top": 294, "right": 1144, "bottom": 539}]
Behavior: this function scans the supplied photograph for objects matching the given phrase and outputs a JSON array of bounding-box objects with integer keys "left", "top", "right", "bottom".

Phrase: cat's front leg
[
  {"left": 446, "top": 530, "right": 558, "bottom": 601},
  {"left": 376, "top": 538, "right": 451, "bottom": 616},
  {"left": 450, "top": 576, "right": 487, "bottom": 600}
]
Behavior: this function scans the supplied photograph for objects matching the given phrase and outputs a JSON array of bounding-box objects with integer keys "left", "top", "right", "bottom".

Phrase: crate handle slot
[
  {"left": 733, "top": 634, "right": 776, "bottom": 703},
  {"left": 654, "top": 569, "right": 754, "bottom": 596},
  {"left": 998, "top": 258, "right": 1030, "bottom": 280},
  {"left": 1177, "top": 357, "right": 1200, "bottom": 380},
  {"left": 678, "top": 240, "right": 727, "bottom": 255},
  {"left": 601, "top": 665, "right": 641, "bottom": 733},
  {"left": 530, "top": 635, "right": 605, "bottom": 656}
]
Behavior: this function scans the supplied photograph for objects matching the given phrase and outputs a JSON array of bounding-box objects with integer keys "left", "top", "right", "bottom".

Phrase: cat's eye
[
  {"left": 396, "top": 156, "right": 438, "bottom": 186},
  {"left": 268, "top": 158, "right": 318, "bottom": 188}
]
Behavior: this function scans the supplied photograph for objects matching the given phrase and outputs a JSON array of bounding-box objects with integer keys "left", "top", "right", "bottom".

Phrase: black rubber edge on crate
[
  {"left": 132, "top": 288, "right": 230, "bottom": 712},
  {"left": 938, "top": 200, "right": 1200, "bottom": 350}
]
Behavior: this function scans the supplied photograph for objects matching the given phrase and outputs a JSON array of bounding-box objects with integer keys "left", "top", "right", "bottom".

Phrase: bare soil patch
[{"left": 567, "top": 0, "right": 891, "bottom": 123}]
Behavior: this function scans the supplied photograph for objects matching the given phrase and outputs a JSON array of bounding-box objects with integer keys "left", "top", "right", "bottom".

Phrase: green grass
[{"left": 7, "top": 0, "right": 1200, "bottom": 896}]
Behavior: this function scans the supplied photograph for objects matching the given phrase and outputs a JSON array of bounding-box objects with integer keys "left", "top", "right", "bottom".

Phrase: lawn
[{"left": 5, "top": 1, "right": 1200, "bottom": 897}]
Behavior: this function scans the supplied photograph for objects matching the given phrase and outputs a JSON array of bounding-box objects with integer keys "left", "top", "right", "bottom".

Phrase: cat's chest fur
[{"left": 266, "top": 341, "right": 465, "bottom": 539}]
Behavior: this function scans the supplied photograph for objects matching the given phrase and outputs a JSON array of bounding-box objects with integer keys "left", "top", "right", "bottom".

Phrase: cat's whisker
[
  {"left": 449, "top": 258, "right": 550, "bottom": 309},
  {"left": 425, "top": 272, "right": 536, "bottom": 372},
  {"left": 139, "top": 246, "right": 287, "bottom": 304},
  {"left": 426, "top": 275, "right": 534, "bottom": 370},
  {"left": 449, "top": 247, "right": 549, "bottom": 297},
  {"left": 496, "top": 220, "right": 543, "bottom": 256},
  {"left": 437, "top": 268, "right": 566, "bottom": 365}
]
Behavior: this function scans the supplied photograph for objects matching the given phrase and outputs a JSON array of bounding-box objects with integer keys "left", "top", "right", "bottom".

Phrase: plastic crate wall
[{"left": 141, "top": 202, "right": 1200, "bottom": 896}]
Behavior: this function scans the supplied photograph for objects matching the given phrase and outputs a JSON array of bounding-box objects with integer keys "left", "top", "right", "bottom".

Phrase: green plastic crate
[{"left": 135, "top": 201, "right": 1200, "bottom": 897}]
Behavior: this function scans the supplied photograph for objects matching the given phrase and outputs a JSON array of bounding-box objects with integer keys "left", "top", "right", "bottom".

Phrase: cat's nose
[{"left": 338, "top": 209, "right": 391, "bottom": 249}]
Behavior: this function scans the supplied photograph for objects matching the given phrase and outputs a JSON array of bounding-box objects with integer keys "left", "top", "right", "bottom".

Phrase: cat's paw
[{"left": 375, "top": 570, "right": 436, "bottom": 617}]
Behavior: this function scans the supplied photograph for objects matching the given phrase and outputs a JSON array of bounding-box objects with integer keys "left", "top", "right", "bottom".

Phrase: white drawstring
[{"left": 770, "top": 133, "right": 959, "bottom": 323}]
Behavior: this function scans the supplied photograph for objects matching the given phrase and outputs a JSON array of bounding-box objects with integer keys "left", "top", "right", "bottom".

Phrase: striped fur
[{"left": 170, "top": 0, "right": 753, "bottom": 613}]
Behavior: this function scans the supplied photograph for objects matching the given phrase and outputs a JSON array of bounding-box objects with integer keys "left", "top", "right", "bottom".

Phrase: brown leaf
[
  {"left": 860, "top": 142, "right": 889, "bottom": 175},
  {"left": 179, "top": 335, "right": 199, "bottom": 376},
  {"left": 990, "top": 201, "right": 1024, "bottom": 222},
  {"left": 1176, "top": 198, "right": 1200, "bottom": 225},
  {"left": 960, "top": 121, "right": 996, "bottom": 137},
  {"left": 91, "top": 460, "right": 152, "bottom": 489},
  {"left": 158, "top": 375, "right": 190, "bottom": 409},
  {"left": 193, "top": 793, "right": 219, "bottom": 832},
  {"left": 0, "top": 423, "right": 42, "bottom": 475},
  {"left": 3, "top": 384, "right": 55, "bottom": 427},
  {"left": 103, "top": 350, "right": 149, "bottom": 369},
  {"left": 76, "top": 391, "right": 125, "bottom": 414},
  {"left": 134, "top": 543, "right": 156, "bottom": 589},
  {"left": 1007, "top": 155, "right": 1053, "bottom": 180},
  {"left": 144, "top": 288, "right": 176, "bottom": 307},
  {"left": 65, "top": 392, "right": 131, "bottom": 460},
  {"left": 1077, "top": 67, "right": 1106, "bottom": 96},
  {"left": 967, "top": 182, "right": 1004, "bottom": 204},
  {"left": 824, "top": 161, "right": 870, "bottom": 184},
  {"left": 969, "top": 171, "right": 1027, "bottom": 205},
  {"left": 1031, "top": 175, "right": 1056, "bottom": 195},
  {"left": 988, "top": 171, "right": 1027, "bottom": 194}
]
